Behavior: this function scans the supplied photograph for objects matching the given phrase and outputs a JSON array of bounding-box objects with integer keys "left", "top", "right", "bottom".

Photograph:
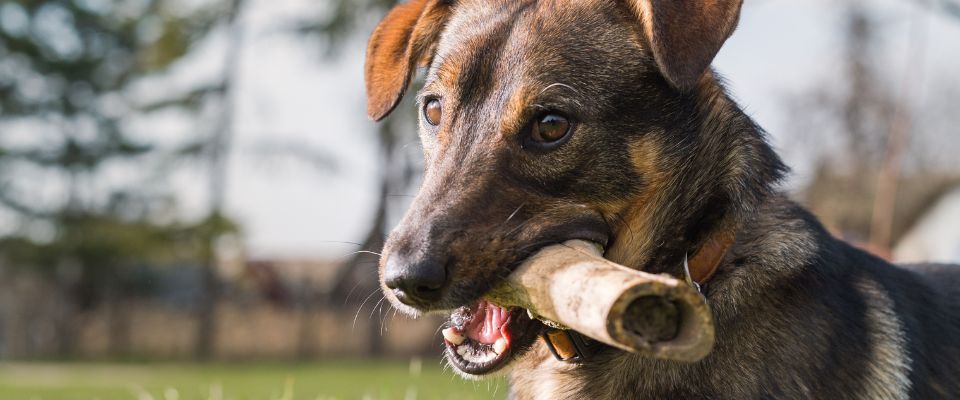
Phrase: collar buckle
[
  {"left": 543, "top": 328, "right": 597, "bottom": 363},
  {"left": 683, "top": 252, "right": 704, "bottom": 295}
]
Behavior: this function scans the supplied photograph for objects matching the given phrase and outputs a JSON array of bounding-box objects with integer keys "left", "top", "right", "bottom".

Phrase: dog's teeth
[
  {"left": 592, "top": 241, "right": 605, "bottom": 255},
  {"left": 493, "top": 338, "right": 508, "bottom": 355},
  {"left": 457, "top": 344, "right": 469, "bottom": 356},
  {"left": 461, "top": 347, "right": 497, "bottom": 364},
  {"left": 442, "top": 327, "right": 466, "bottom": 345}
]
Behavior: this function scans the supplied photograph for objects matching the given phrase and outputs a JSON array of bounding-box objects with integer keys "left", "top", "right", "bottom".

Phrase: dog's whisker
[
  {"left": 540, "top": 82, "right": 578, "bottom": 94},
  {"left": 342, "top": 281, "right": 364, "bottom": 305},
  {"left": 379, "top": 304, "right": 395, "bottom": 334},
  {"left": 347, "top": 250, "right": 383, "bottom": 257},
  {"left": 368, "top": 295, "right": 387, "bottom": 323},
  {"left": 352, "top": 288, "right": 382, "bottom": 331},
  {"left": 501, "top": 203, "right": 525, "bottom": 227},
  {"left": 503, "top": 217, "right": 533, "bottom": 238},
  {"left": 441, "top": 357, "right": 454, "bottom": 377},
  {"left": 317, "top": 240, "right": 364, "bottom": 246},
  {"left": 388, "top": 307, "right": 399, "bottom": 328},
  {"left": 374, "top": 300, "right": 388, "bottom": 336}
]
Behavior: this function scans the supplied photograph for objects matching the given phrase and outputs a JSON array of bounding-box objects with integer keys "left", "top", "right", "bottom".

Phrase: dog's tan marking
[
  {"left": 500, "top": 86, "right": 537, "bottom": 140},
  {"left": 604, "top": 136, "right": 666, "bottom": 269}
]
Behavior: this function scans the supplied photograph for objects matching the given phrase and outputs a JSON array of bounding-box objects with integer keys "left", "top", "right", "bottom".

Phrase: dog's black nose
[{"left": 383, "top": 256, "right": 447, "bottom": 307}]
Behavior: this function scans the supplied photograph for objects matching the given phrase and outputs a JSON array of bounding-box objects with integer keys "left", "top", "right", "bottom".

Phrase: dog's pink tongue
[{"left": 465, "top": 301, "right": 508, "bottom": 344}]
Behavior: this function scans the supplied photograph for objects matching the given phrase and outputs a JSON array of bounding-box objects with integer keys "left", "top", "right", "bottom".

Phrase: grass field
[{"left": 0, "top": 360, "right": 506, "bottom": 400}]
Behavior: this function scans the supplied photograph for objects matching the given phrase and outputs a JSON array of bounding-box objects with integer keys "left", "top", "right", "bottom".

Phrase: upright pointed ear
[
  {"left": 365, "top": 0, "right": 452, "bottom": 121},
  {"left": 629, "top": 0, "right": 743, "bottom": 91}
]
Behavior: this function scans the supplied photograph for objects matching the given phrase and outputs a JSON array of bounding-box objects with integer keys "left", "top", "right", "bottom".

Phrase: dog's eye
[
  {"left": 529, "top": 114, "right": 572, "bottom": 145},
  {"left": 423, "top": 99, "right": 442, "bottom": 126}
]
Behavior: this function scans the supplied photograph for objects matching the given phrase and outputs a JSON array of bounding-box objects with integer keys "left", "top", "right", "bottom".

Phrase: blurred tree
[
  {"left": 925, "top": 0, "right": 960, "bottom": 19},
  {"left": 0, "top": 0, "right": 238, "bottom": 357},
  {"left": 787, "top": 3, "right": 960, "bottom": 255},
  {"left": 293, "top": 0, "right": 423, "bottom": 356},
  {"left": 194, "top": 0, "right": 245, "bottom": 361}
]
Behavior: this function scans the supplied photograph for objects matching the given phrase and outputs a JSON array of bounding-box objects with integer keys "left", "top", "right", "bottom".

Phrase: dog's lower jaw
[
  {"left": 446, "top": 338, "right": 523, "bottom": 381},
  {"left": 448, "top": 354, "right": 519, "bottom": 381}
]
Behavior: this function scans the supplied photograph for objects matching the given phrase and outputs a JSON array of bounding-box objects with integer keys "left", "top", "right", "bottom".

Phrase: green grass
[{"left": 0, "top": 360, "right": 506, "bottom": 400}]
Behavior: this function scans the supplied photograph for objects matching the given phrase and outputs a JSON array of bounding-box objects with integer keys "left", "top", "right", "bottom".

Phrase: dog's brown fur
[{"left": 366, "top": 1, "right": 960, "bottom": 398}]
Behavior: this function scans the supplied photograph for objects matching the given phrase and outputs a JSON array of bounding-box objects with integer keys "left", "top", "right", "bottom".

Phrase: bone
[{"left": 485, "top": 240, "right": 716, "bottom": 362}]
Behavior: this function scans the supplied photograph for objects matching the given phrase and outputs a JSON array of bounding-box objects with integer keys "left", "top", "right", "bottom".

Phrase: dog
[{"left": 364, "top": 0, "right": 960, "bottom": 398}]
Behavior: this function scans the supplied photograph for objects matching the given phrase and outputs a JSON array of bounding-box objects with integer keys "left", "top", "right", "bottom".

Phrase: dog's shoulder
[
  {"left": 718, "top": 195, "right": 960, "bottom": 399},
  {"left": 831, "top": 240, "right": 960, "bottom": 398}
]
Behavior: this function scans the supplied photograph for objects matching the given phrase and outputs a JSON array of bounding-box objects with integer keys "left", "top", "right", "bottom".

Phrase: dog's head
[{"left": 366, "top": 0, "right": 778, "bottom": 377}]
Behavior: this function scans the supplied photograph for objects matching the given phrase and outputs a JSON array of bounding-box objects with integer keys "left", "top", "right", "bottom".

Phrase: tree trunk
[
  {"left": 106, "top": 286, "right": 131, "bottom": 358},
  {"left": 195, "top": 256, "right": 220, "bottom": 359},
  {"left": 296, "top": 275, "right": 316, "bottom": 360},
  {"left": 195, "top": 0, "right": 245, "bottom": 360}
]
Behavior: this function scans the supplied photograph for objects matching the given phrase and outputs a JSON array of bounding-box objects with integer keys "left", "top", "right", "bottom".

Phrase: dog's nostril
[
  {"left": 417, "top": 283, "right": 442, "bottom": 292},
  {"left": 412, "top": 283, "right": 443, "bottom": 301},
  {"left": 384, "top": 276, "right": 401, "bottom": 290},
  {"left": 383, "top": 257, "right": 447, "bottom": 306}
]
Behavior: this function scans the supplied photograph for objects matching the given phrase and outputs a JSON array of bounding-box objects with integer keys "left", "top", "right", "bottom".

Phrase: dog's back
[{"left": 881, "top": 262, "right": 960, "bottom": 397}]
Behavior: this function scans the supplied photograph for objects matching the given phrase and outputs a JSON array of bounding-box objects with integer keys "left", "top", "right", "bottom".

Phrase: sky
[{"left": 167, "top": 0, "right": 960, "bottom": 260}]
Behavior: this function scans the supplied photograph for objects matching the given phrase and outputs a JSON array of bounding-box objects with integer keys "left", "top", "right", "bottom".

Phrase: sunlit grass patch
[{"left": 0, "top": 360, "right": 506, "bottom": 400}]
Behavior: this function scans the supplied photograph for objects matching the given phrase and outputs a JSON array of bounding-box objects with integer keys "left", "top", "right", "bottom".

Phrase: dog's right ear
[
  {"left": 365, "top": 0, "right": 452, "bottom": 121},
  {"left": 628, "top": 0, "right": 743, "bottom": 91}
]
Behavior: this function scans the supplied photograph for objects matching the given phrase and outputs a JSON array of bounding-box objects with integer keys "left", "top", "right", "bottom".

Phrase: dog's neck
[{"left": 605, "top": 71, "right": 787, "bottom": 281}]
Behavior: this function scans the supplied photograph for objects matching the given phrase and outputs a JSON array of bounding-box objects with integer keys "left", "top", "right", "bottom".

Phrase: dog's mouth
[
  {"left": 437, "top": 230, "right": 609, "bottom": 376},
  {"left": 440, "top": 300, "right": 543, "bottom": 376}
]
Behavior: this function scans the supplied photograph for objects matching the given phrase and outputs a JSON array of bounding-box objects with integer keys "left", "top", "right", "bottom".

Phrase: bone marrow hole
[{"left": 623, "top": 296, "right": 681, "bottom": 342}]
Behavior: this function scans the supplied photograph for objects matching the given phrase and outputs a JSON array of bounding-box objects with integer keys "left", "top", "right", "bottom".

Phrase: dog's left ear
[
  {"left": 629, "top": 0, "right": 743, "bottom": 91},
  {"left": 365, "top": 0, "right": 452, "bottom": 121}
]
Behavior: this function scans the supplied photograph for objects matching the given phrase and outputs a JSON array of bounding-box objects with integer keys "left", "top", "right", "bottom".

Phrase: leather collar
[{"left": 686, "top": 229, "right": 736, "bottom": 285}]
